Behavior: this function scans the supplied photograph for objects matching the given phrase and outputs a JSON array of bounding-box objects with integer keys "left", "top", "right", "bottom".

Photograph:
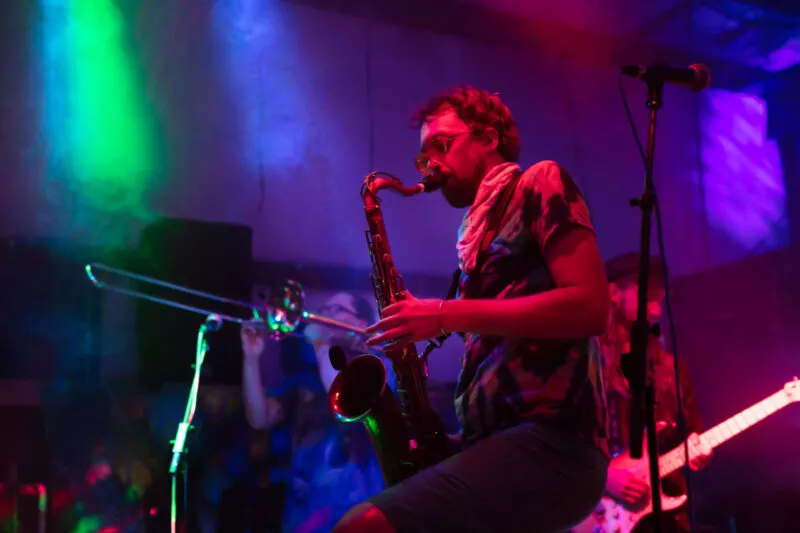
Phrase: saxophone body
[{"left": 328, "top": 172, "right": 451, "bottom": 487}]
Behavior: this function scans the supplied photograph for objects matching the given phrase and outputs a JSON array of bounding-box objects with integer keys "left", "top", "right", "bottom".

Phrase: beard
[
  {"left": 440, "top": 170, "right": 481, "bottom": 208},
  {"left": 422, "top": 154, "right": 487, "bottom": 208},
  {"left": 442, "top": 183, "right": 474, "bottom": 208}
]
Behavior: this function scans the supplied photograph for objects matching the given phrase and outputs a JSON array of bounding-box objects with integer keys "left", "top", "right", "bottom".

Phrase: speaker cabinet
[
  {"left": 133, "top": 219, "right": 253, "bottom": 389},
  {"left": 0, "top": 238, "right": 101, "bottom": 381}
]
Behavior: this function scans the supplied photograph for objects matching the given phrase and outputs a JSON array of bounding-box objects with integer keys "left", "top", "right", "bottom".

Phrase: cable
[
  {"left": 618, "top": 73, "right": 697, "bottom": 533},
  {"left": 364, "top": 1, "right": 375, "bottom": 171},
  {"left": 562, "top": 64, "right": 592, "bottom": 208}
]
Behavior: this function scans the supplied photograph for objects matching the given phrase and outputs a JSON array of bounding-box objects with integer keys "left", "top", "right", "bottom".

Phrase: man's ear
[{"left": 482, "top": 128, "right": 499, "bottom": 152}]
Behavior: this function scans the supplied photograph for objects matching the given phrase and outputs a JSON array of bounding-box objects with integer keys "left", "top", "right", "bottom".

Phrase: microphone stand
[
  {"left": 169, "top": 314, "right": 221, "bottom": 533},
  {"left": 621, "top": 77, "right": 665, "bottom": 533}
]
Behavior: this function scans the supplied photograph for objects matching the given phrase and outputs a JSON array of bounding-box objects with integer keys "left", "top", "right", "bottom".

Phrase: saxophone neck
[{"left": 361, "top": 171, "right": 441, "bottom": 204}]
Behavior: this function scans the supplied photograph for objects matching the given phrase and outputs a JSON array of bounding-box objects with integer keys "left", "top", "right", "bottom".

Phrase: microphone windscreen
[{"left": 689, "top": 64, "right": 711, "bottom": 92}]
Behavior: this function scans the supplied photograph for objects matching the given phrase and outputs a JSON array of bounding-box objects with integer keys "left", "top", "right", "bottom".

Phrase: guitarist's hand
[
  {"left": 687, "top": 432, "right": 713, "bottom": 471},
  {"left": 607, "top": 464, "right": 650, "bottom": 507}
]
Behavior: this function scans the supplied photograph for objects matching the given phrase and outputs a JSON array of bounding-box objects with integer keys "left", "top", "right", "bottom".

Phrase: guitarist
[{"left": 599, "top": 252, "right": 713, "bottom": 533}]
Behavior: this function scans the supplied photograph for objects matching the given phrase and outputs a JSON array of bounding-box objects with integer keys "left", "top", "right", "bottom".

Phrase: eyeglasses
[{"left": 415, "top": 131, "right": 471, "bottom": 173}]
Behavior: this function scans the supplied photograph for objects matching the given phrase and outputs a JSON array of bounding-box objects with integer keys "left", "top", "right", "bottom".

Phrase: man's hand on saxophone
[{"left": 365, "top": 292, "right": 446, "bottom": 348}]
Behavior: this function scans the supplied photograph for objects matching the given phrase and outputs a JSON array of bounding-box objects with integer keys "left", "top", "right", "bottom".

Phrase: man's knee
[{"left": 332, "top": 502, "right": 396, "bottom": 533}]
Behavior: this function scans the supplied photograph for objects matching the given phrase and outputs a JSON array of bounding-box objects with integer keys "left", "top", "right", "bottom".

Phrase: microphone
[
  {"left": 621, "top": 63, "right": 711, "bottom": 92},
  {"left": 329, "top": 345, "right": 348, "bottom": 371}
]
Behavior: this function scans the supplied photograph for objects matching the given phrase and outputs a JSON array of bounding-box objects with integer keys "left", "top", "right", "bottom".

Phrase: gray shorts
[{"left": 369, "top": 420, "right": 608, "bottom": 533}]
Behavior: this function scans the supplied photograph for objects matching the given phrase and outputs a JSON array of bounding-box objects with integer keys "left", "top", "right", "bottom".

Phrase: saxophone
[{"left": 327, "top": 171, "right": 451, "bottom": 487}]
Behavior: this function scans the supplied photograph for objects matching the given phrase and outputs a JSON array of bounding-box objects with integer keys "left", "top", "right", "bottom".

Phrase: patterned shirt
[{"left": 454, "top": 160, "right": 609, "bottom": 457}]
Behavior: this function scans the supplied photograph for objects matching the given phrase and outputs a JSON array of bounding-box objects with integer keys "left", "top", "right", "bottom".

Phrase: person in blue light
[{"left": 241, "top": 291, "right": 393, "bottom": 533}]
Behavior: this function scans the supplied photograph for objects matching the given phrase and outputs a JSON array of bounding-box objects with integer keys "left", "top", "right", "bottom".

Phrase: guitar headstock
[{"left": 784, "top": 377, "right": 800, "bottom": 402}]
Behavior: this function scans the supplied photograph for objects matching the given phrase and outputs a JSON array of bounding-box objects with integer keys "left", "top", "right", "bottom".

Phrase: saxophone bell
[
  {"left": 328, "top": 352, "right": 411, "bottom": 483},
  {"left": 329, "top": 353, "right": 394, "bottom": 423}
]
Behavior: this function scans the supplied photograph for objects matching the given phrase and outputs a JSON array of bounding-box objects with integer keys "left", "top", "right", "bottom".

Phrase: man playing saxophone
[{"left": 333, "top": 86, "right": 611, "bottom": 533}]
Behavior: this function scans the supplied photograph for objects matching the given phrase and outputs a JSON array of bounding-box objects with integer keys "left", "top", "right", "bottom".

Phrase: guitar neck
[{"left": 659, "top": 389, "right": 792, "bottom": 477}]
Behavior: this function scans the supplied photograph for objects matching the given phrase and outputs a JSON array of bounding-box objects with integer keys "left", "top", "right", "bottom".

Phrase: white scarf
[{"left": 456, "top": 162, "right": 521, "bottom": 274}]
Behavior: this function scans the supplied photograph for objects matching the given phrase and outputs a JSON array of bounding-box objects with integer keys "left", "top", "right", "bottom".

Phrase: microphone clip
[{"left": 203, "top": 314, "right": 223, "bottom": 332}]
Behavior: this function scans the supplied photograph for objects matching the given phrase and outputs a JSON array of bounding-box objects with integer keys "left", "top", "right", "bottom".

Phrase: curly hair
[{"left": 411, "top": 85, "right": 521, "bottom": 162}]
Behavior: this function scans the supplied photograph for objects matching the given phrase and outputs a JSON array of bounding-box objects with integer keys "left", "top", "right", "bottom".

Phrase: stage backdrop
[
  {"left": 0, "top": 0, "right": 791, "bottom": 281},
  {"left": 0, "top": 1, "right": 798, "bottom": 532}
]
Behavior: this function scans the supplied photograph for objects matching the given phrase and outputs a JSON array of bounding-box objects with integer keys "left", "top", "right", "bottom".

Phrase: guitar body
[
  {"left": 570, "top": 493, "right": 687, "bottom": 533},
  {"left": 571, "top": 378, "right": 800, "bottom": 533},
  {"left": 571, "top": 425, "right": 686, "bottom": 533}
]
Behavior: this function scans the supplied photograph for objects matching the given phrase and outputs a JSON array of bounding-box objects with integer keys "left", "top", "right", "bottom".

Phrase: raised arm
[
  {"left": 314, "top": 341, "right": 338, "bottom": 393},
  {"left": 241, "top": 323, "right": 285, "bottom": 430}
]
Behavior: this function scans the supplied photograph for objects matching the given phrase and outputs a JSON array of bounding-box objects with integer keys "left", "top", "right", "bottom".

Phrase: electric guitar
[{"left": 571, "top": 377, "right": 800, "bottom": 533}]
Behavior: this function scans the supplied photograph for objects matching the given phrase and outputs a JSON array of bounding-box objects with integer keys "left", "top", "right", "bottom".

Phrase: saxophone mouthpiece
[
  {"left": 415, "top": 153, "right": 450, "bottom": 192},
  {"left": 421, "top": 174, "right": 447, "bottom": 192}
]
